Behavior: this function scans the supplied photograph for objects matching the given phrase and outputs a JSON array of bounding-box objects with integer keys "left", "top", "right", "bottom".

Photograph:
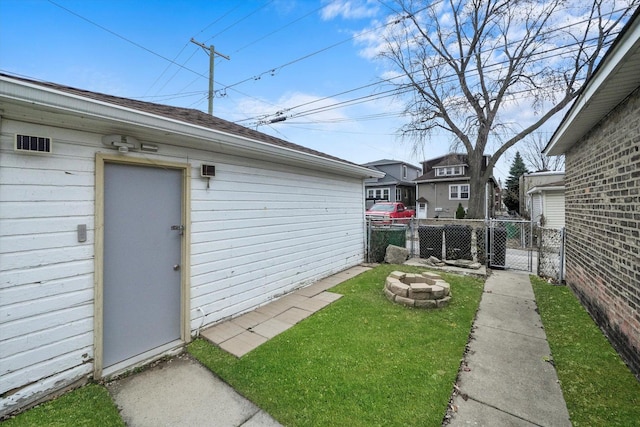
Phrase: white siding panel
[
  {"left": 0, "top": 274, "right": 91, "bottom": 306},
  {"left": 0, "top": 259, "right": 94, "bottom": 289},
  {"left": 0, "top": 216, "right": 93, "bottom": 237},
  {"left": 0, "top": 364, "right": 92, "bottom": 416},
  {"left": 1, "top": 317, "right": 93, "bottom": 359},
  {"left": 0, "top": 304, "right": 93, "bottom": 341},
  {"left": 189, "top": 160, "right": 365, "bottom": 327},
  {"left": 0, "top": 346, "right": 93, "bottom": 396},
  {"left": 0, "top": 117, "right": 367, "bottom": 415},
  {"left": 531, "top": 194, "right": 543, "bottom": 224},
  {"left": 0, "top": 124, "right": 98, "bottom": 414},
  {"left": 1, "top": 331, "right": 92, "bottom": 378},
  {"left": 0, "top": 289, "right": 93, "bottom": 322},
  {"left": 544, "top": 191, "right": 566, "bottom": 228}
]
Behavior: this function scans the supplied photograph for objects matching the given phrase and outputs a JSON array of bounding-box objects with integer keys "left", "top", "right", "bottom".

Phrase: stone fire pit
[{"left": 384, "top": 271, "right": 451, "bottom": 308}]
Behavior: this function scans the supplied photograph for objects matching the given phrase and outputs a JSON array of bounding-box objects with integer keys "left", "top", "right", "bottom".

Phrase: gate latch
[{"left": 171, "top": 225, "right": 185, "bottom": 235}]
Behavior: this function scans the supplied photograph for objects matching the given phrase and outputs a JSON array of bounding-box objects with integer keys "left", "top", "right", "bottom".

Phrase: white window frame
[
  {"left": 368, "top": 187, "right": 390, "bottom": 200},
  {"left": 395, "top": 188, "right": 402, "bottom": 201},
  {"left": 449, "top": 184, "right": 470, "bottom": 200},
  {"left": 436, "top": 166, "right": 464, "bottom": 176},
  {"left": 402, "top": 165, "right": 408, "bottom": 179}
]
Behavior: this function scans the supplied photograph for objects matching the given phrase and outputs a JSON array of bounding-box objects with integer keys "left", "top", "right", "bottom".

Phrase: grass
[
  {"left": 2, "top": 383, "right": 124, "bottom": 427},
  {"left": 531, "top": 276, "right": 640, "bottom": 426},
  {"left": 188, "top": 264, "right": 484, "bottom": 427}
]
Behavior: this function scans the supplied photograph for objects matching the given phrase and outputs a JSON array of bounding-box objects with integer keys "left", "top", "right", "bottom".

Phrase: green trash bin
[
  {"left": 505, "top": 222, "right": 518, "bottom": 239},
  {"left": 370, "top": 225, "right": 407, "bottom": 263}
]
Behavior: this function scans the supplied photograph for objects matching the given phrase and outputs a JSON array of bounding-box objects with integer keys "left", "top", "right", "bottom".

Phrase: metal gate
[{"left": 487, "top": 219, "right": 535, "bottom": 272}]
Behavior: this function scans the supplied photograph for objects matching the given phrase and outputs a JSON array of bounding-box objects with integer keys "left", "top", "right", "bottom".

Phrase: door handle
[
  {"left": 171, "top": 225, "right": 184, "bottom": 235},
  {"left": 173, "top": 264, "right": 180, "bottom": 271}
]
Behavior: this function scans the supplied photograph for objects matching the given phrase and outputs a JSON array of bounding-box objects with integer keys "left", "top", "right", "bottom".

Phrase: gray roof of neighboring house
[
  {"left": 415, "top": 153, "right": 472, "bottom": 181},
  {"left": 545, "top": 7, "right": 640, "bottom": 156},
  {"left": 362, "top": 159, "right": 421, "bottom": 170},
  {"left": 0, "top": 72, "right": 357, "bottom": 167}
]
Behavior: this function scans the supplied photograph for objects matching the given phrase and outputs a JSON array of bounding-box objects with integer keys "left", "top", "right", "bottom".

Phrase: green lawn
[
  {"left": 531, "top": 276, "right": 640, "bottom": 426},
  {"left": 2, "top": 383, "right": 123, "bottom": 427},
  {"left": 188, "top": 265, "right": 484, "bottom": 427}
]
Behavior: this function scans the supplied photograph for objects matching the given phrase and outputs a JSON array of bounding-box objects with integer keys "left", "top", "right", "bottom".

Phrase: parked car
[{"left": 365, "top": 202, "right": 415, "bottom": 224}]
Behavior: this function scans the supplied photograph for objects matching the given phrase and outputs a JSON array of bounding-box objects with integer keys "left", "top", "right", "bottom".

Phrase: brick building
[{"left": 544, "top": 8, "right": 640, "bottom": 378}]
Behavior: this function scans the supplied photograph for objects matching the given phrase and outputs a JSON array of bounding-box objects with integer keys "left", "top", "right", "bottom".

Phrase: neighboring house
[
  {"left": 519, "top": 171, "right": 565, "bottom": 225},
  {"left": 0, "top": 73, "right": 383, "bottom": 416},
  {"left": 544, "top": 8, "right": 640, "bottom": 378},
  {"left": 527, "top": 180, "right": 565, "bottom": 227},
  {"left": 362, "top": 159, "right": 421, "bottom": 209},
  {"left": 415, "top": 153, "right": 499, "bottom": 218}
]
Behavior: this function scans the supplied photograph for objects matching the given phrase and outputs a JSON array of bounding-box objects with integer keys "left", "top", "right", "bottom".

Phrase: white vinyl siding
[
  {"left": 0, "top": 119, "right": 367, "bottom": 415},
  {"left": 531, "top": 193, "right": 543, "bottom": 224},
  {"left": 543, "top": 191, "right": 565, "bottom": 228},
  {"left": 530, "top": 190, "right": 564, "bottom": 228}
]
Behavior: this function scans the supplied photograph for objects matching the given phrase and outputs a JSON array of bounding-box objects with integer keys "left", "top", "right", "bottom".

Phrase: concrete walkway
[
  {"left": 107, "top": 355, "right": 282, "bottom": 427},
  {"left": 448, "top": 269, "right": 571, "bottom": 426},
  {"left": 107, "top": 265, "right": 572, "bottom": 426},
  {"left": 107, "top": 265, "right": 371, "bottom": 427}
]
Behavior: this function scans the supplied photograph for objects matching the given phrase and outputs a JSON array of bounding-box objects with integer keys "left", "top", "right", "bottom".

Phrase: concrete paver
[
  {"left": 274, "top": 307, "right": 313, "bottom": 325},
  {"left": 219, "top": 331, "right": 268, "bottom": 358},
  {"left": 200, "top": 321, "right": 245, "bottom": 345},
  {"left": 202, "top": 268, "right": 365, "bottom": 358},
  {"left": 231, "top": 311, "right": 271, "bottom": 330},
  {"left": 250, "top": 318, "right": 292, "bottom": 339}
]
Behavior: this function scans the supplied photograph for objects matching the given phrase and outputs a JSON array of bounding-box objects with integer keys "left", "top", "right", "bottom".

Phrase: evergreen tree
[{"left": 503, "top": 152, "right": 529, "bottom": 214}]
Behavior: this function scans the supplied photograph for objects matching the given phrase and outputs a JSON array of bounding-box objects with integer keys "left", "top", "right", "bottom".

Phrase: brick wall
[{"left": 564, "top": 86, "right": 640, "bottom": 379}]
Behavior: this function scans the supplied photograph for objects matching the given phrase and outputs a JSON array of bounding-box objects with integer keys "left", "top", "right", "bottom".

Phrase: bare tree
[
  {"left": 519, "top": 132, "right": 565, "bottom": 172},
  {"left": 379, "top": 0, "right": 636, "bottom": 217}
]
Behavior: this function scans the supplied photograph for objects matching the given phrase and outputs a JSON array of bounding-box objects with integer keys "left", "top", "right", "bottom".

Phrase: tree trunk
[{"left": 466, "top": 152, "right": 487, "bottom": 219}]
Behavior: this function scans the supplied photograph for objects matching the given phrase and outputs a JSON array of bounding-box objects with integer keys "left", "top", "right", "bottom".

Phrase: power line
[
  {"left": 245, "top": 23, "right": 623, "bottom": 127},
  {"left": 46, "top": 0, "right": 208, "bottom": 81}
]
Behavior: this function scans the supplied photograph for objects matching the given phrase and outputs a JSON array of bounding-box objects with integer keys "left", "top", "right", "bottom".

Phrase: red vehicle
[{"left": 365, "top": 202, "right": 415, "bottom": 224}]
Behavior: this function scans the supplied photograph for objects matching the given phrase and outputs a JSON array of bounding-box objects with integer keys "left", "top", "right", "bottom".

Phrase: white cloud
[{"left": 321, "top": 0, "right": 380, "bottom": 21}]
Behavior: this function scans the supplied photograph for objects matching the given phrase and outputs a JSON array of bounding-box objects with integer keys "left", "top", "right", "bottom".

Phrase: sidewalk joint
[{"left": 474, "top": 322, "right": 547, "bottom": 341}]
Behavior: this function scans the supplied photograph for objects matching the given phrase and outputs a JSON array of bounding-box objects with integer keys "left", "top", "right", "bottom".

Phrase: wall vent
[
  {"left": 201, "top": 164, "right": 216, "bottom": 177},
  {"left": 15, "top": 134, "right": 52, "bottom": 154}
]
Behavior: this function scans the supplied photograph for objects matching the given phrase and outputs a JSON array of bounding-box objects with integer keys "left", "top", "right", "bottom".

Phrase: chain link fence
[
  {"left": 365, "top": 218, "right": 563, "bottom": 279},
  {"left": 487, "top": 219, "right": 534, "bottom": 271}
]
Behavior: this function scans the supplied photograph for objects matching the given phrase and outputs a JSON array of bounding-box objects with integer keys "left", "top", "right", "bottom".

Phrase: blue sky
[{"left": 1, "top": 0, "right": 609, "bottom": 181}]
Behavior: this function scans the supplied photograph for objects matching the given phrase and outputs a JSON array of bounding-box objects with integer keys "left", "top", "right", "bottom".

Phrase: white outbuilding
[{"left": 0, "top": 73, "right": 383, "bottom": 416}]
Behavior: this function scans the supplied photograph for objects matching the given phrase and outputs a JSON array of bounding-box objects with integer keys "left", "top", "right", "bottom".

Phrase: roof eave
[
  {"left": 0, "top": 75, "right": 383, "bottom": 179},
  {"left": 545, "top": 12, "right": 640, "bottom": 156},
  {"left": 527, "top": 185, "right": 566, "bottom": 195}
]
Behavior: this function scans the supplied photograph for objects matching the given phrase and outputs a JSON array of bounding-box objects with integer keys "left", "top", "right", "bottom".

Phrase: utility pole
[{"left": 190, "top": 38, "right": 229, "bottom": 115}]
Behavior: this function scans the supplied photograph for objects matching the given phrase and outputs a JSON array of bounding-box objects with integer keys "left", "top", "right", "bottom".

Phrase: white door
[
  {"left": 102, "top": 163, "right": 183, "bottom": 369},
  {"left": 418, "top": 202, "right": 427, "bottom": 219}
]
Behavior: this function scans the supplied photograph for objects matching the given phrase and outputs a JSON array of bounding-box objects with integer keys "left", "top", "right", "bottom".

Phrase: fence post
[{"left": 559, "top": 227, "right": 565, "bottom": 283}]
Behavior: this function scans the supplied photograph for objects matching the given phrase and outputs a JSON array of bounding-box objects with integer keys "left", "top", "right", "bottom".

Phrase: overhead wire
[
  {"left": 241, "top": 4, "right": 629, "bottom": 127},
  {"left": 46, "top": 0, "right": 635, "bottom": 130}
]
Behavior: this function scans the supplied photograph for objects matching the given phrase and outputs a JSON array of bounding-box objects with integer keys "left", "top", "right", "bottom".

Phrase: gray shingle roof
[{"left": 2, "top": 73, "right": 356, "bottom": 166}]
